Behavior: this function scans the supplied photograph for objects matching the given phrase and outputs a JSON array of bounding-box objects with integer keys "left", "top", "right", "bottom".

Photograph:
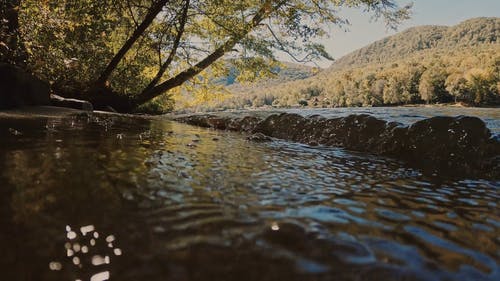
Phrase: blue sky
[{"left": 311, "top": 0, "right": 500, "bottom": 67}]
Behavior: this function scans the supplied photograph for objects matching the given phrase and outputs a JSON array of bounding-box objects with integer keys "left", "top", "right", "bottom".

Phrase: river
[{"left": 0, "top": 107, "right": 498, "bottom": 281}]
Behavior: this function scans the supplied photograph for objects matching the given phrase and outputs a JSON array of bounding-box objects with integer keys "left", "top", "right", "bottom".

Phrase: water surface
[{"left": 0, "top": 112, "right": 498, "bottom": 281}]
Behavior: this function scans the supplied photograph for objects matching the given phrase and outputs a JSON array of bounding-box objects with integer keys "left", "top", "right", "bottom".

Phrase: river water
[{"left": 0, "top": 109, "right": 498, "bottom": 281}]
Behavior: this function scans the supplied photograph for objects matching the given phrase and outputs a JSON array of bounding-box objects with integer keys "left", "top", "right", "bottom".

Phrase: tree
[
  {"left": 0, "top": 0, "right": 26, "bottom": 65},
  {"left": 445, "top": 72, "right": 472, "bottom": 103},
  {"left": 419, "top": 65, "right": 450, "bottom": 103},
  {"left": 465, "top": 68, "right": 497, "bottom": 105},
  {"left": 371, "top": 78, "right": 386, "bottom": 106},
  {"left": 383, "top": 70, "right": 404, "bottom": 105},
  {"left": 14, "top": 0, "right": 410, "bottom": 112}
]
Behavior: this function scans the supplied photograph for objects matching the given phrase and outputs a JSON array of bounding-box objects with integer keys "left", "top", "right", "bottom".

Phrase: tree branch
[
  {"left": 141, "top": 0, "right": 190, "bottom": 95},
  {"left": 95, "top": 0, "right": 171, "bottom": 86},
  {"left": 265, "top": 24, "right": 313, "bottom": 63},
  {"left": 134, "top": 0, "right": 287, "bottom": 105}
]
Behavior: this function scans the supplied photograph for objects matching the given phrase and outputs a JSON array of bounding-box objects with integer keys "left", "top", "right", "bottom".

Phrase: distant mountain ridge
[
  {"left": 217, "top": 61, "right": 316, "bottom": 88},
  {"left": 328, "top": 17, "right": 499, "bottom": 71}
]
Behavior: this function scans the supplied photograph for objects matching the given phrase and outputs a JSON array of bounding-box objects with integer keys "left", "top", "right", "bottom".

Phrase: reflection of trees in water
[
  {"left": 3, "top": 115, "right": 149, "bottom": 223},
  {"left": 0, "top": 114, "right": 156, "bottom": 281}
]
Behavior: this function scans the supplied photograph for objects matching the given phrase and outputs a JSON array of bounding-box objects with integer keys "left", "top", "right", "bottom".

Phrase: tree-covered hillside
[
  {"left": 174, "top": 60, "right": 317, "bottom": 110},
  {"left": 202, "top": 17, "right": 499, "bottom": 111},
  {"left": 213, "top": 61, "right": 316, "bottom": 87},
  {"left": 330, "top": 17, "right": 499, "bottom": 71}
]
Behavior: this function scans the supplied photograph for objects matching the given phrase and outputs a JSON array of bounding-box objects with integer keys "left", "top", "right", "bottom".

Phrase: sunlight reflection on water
[{"left": 49, "top": 225, "right": 121, "bottom": 281}]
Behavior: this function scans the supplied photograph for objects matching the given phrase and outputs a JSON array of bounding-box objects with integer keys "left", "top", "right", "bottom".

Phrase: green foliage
[
  {"left": 330, "top": 17, "right": 500, "bottom": 71},
  {"left": 19, "top": 0, "right": 158, "bottom": 95},
  {"left": 134, "top": 96, "right": 175, "bottom": 114},
  {"left": 465, "top": 68, "right": 498, "bottom": 105},
  {"left": 419, "top": 65, "right": 450, "bottom": 103},
  {"left": 1, "top": 0, "right": 26, "bottom": 65},
  {"left": 12, "top": 0, "right": 409, "bottom": 111},
  {"left": 445, "top": 73, "right": 471, "bottom": 102}
]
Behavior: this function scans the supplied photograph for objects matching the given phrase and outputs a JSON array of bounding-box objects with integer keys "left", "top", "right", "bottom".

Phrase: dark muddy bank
[{"left": 175, "top": 112, "right": 500, "bottom": 179}]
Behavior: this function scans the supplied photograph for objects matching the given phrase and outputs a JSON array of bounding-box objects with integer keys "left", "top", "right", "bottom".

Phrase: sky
[{"left": 307, "top": 0, "right": 500, "bottom": 67}]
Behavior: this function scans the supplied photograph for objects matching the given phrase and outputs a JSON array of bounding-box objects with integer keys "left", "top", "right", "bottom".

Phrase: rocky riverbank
[
  {"left": 0, "top": 63, "right": 94, "bottom": 111},
  {"left": 175, "top": 112, "right": 500, "bottom": 179}
]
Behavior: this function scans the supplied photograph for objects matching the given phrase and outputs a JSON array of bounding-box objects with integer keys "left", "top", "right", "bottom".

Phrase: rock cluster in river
[{"left": 176, "top": 113, "right": 499, "bottom": 179}]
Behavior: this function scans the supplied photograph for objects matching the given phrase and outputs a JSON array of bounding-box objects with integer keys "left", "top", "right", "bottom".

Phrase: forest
[
  {"left": 200, "top": 17, "right": 500, "bottom": 111},
  {"left": 0, "top": 0, "right": 410, "bottom": 113}
]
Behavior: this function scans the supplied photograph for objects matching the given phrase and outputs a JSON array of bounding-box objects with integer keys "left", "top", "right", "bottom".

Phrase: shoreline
[
  {"left": 175, "top": 111, "right": 499, "bottom": 180},
  {"left": 1, "top": 106, "right": 498, "bottom": 179},
  {"left": 0, "top": 106, "right": 161, "bottom": 120},
  {"left": 172, "top": 103, "right": 500, "bottom": 116}
]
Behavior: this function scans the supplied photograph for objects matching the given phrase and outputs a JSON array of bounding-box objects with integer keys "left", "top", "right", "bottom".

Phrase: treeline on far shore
[{"left": 202, "top": 44, "right": 499, "bottom": 111}]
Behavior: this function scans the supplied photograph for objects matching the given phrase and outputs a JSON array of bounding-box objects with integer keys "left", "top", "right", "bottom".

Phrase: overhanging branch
[{"left": 134, "top": 0, "right": 287, "bottom": 105}]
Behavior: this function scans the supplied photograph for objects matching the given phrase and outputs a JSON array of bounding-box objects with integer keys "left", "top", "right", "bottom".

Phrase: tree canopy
[{"left": 1, "top": 0, "right": 410, "bottom": 112}]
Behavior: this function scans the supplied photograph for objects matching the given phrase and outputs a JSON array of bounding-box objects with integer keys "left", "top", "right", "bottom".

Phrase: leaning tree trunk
[
  {"left": 132, "top": 0, "right": 283, "bottom": 106},
  {"left": 85, "top": 0, "right": 172, "bottom": 112},
  {"left": 95, "top": 0, "right": 171, "bottom": 87},
  {"left": 0, "top": 0, "right": 26, "bottom": 66},
  {"left": 88, "top": 0, "right": 283, "bottom": 113}
]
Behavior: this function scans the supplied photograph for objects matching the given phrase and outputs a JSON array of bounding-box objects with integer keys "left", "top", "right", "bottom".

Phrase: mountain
[
  {"left": 328, "top": 17, "right": 499, "bottom": 71},
  {"left": 201, "top": 17, "right": 499, "bottom": 111},
  {"left": 216, "top": 61, "right": 317, "bottom": 88}
]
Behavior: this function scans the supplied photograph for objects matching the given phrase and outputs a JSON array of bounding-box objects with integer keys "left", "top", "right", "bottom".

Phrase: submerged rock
[{"left": 176, "top": 113, "right": 499, "bottom": 179}]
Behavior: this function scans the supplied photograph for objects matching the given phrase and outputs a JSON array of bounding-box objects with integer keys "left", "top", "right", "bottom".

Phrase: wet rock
[
  {"left": 322, "top": 114, "right": 389, "bottom": 152},
  {"left": 253, "top": 113, "right": 313, "bottom": 143},
  {"left": 253, "top": 113, "right": 391, "bottom": 151},
  {"left": 176, "top": 112, "right": 499, "bottom": 179},
  {"left": 206, "top": 116, "right": 230, "bottom": 130},
  {"left": 403, "top": 116, "right": 494, "bottom": 173},
  {"left": 247, "top": 133, "right": 272, "bottom": 142},
  {"left": 0, "top": 63, "right": 50, "bottom": 109},
  {"left": 228, "top": 116, "right": 263, "bottom": 132},
  {"left": 175, "top": 115, "right": 212, "bottom": 128},
  {"left": 105, "top": 106, "right": 118, "bottom": 113},
  {"left": 175, "top": 115, "right": 230, "bottom": 130},
  {"left": 176, "top": 114, "right": 263, "bottom": 133},
  {"left": 50, "top": 94, "right": 93, "bottom": 111}
]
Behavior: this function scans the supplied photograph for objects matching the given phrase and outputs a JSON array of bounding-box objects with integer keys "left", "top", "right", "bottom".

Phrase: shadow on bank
[{"left": 0, "top": 63, "right": 93, "bottom": 111}]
